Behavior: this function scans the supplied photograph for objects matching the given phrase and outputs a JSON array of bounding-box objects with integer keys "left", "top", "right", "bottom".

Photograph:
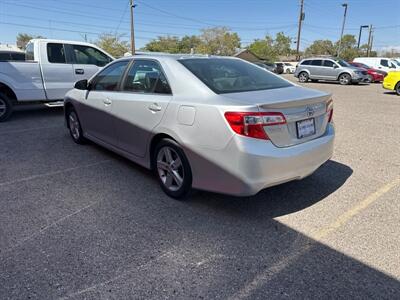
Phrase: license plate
[{"left": 296, "top": 118, "right": 315, "bottom": 139}]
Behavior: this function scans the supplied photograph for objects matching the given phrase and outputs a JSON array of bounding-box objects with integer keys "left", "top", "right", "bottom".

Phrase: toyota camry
[{"left": 64, "top": 54, "right": 334, "bottom": 199}]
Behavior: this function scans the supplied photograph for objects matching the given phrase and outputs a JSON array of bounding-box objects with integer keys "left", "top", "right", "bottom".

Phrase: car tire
[
  {"left": 66, "top": 108, "right": 86, "bottom": 144},
  {"left": 395, "top": 82, "right": 400, "bottom": 96},
  {"left": 286, "top": 69, "right": 291, "bottom": 74},
  {"left": 366, "top": 74, "right": 373, "bottom": 83},
  {"left": 0, "top": 92, "right": 13, "bottom": 122},
  {"left": 154, "top": 139, "right": 192, "bottom": 200},
  {"left": 339, "top": 73, "right": 351, "bottom": 85},
  {"left": 298, "top": 72, "right": 309, "bottom": 83}
]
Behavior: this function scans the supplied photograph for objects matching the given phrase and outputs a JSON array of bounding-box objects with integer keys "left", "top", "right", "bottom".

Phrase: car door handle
[
  {"left": 148, "top": 103, "right": 162, "bottom": 112},
  {"left": 75, "top": 68, "right": 84, "bottom": 75},
  {"left": 103, "top": 98, "right": 112, "bottom": 105}
]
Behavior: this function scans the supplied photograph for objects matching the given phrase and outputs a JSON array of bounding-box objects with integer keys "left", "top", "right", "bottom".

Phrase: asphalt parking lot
[{"left": 1, "top": 77, "right": 399, "bottom": 299}]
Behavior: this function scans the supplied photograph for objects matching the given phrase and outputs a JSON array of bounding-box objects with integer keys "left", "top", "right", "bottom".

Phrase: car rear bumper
[{"left": 189, "top": 124, "right": 335, "bottom": 196}]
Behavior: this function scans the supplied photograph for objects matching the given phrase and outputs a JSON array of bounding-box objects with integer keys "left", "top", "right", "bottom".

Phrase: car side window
[
  {"left": 91, "top": 60, "right": 129, "bottom": 91},
  {"left": 72, "top": 45, "right": 111, "bottom": 67},
  {"left": 380, "top": 59, "right": 389, "bottom": 67},
  {"left": 301, "top": 60, "right": 311, "bottom": 65},
  {"left": 311, "top": 60, "right": 322, "bottom": 66},
  {"left": 123, "top": 60, "right": 172, "bottom": 94},
  {"left": 47, "top": 43, "right": 66, "bottom": 64},
  {"left": 25, "top": 43, "right": 34, "bottom": 61},
  {"left": 323, "top": 60, "right": 335, "bottom": 67}
]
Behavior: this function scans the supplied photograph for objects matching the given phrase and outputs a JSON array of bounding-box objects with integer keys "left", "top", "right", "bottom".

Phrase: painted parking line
[{"left": 230, "top": 177, "right": 400, "bottom": 300}]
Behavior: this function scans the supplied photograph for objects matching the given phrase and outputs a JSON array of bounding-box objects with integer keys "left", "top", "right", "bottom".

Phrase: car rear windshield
[{"left": 179, "top": 58, "right": 292, "bottom": 94}]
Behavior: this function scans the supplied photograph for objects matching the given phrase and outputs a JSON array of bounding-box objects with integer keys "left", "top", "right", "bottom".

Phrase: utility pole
[
  {"left": 296, "top": 0, "right": 305, "bottom": 61},
  {"left": 369, "top": 29, "right": 374, "bottom": 56},
  {"left": 367, "top": 24, "right": 373, "bottom": 57},
  {"left": 357, "top": 25, "right": 368, "bottom": 49},
  {"left": 130, "top": 0, "right": 136, "bottom": 55},
  {"left": 337, "top": 3, "right": 348, "bottom": 57}
]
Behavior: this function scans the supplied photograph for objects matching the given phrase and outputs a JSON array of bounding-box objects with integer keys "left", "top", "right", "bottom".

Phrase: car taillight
[
  {"left": 224, "top": 112, "right": 286, "bottom": 140},
  {"left": 326, "top": 99, "right": 333, "bottom": 123}
]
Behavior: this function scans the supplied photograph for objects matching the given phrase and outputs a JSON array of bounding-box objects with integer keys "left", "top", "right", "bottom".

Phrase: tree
[
  {"left": 274, "top": 32, "right": 292, "bottom": 57},
  {"left": 16, "top": 33, "right": 45, "bottom": 50},
  {"left": 145, "top": 36, "right": 181, "bottom": 53},
  {"left": 304, "top": 40, "right": 335, "bottom": 57},
  {"left": 248, "top": 35, "right": 277, "bottom": 61},
  {"left": 95, "top": 33, "right": 129, "bottom": 58},
  {"left": 197, "top": 27, "right": 241, "bottom": 56},
  {"left": 178, "top": 35, "right": 202, "bottom": 53},
  {"left": 335, "top": 34, "right": 359, "bottom": 60}
]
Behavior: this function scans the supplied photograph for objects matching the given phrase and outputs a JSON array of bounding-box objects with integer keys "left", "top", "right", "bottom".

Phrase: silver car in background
[
  {"left": 294, "top": 57, "right": 369, "bottom": 85},
  {"left": 64, "top": 55, "right": 334, "bottom": 199}
]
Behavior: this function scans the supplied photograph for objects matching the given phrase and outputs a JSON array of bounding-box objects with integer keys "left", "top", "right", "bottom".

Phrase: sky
[{"left": 0, "top": 0, "right": 399, "bottom": 52}]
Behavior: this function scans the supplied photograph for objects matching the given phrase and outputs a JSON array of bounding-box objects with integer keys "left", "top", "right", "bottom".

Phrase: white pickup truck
[{"left": 0, "top": 39, "right": 114, "bottom": 121}]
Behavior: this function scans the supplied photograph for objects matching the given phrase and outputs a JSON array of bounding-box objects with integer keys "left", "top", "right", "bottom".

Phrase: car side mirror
[
  {"left": 74, "top": 79, "right": 90, "bottom": 90},
  {"left": 333, "top": 65, "right": 339, "bottom": 69}
]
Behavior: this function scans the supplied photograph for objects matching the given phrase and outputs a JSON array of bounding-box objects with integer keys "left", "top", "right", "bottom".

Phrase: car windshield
[
  {"left": 355, "top": 62, "right": 370, "bottom": 69},
  {"left": 284, "top": 63, "right": 292, "bottom": 66},
  {"left": 179, "top": 58, "right": 292, "bottom": 94},
  {"left": 392, "top": 60, "right": 400, "bottom": 66},
  {"left": 335, "top": 59, "right": 351, "bottom": 67}
]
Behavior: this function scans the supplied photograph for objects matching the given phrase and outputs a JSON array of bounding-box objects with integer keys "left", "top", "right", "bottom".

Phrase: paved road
[{"left": 0, "top": 78, "right": 399, "bottom": 299}]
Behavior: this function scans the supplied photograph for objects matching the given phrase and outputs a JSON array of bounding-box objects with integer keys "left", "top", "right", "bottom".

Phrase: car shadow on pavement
[{"left": 187, "top": 160, "right": 353, "bottom": 219}]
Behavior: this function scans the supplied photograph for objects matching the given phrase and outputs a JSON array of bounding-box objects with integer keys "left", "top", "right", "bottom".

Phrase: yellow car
[{"left": 383, "top": 71, "right": 400, "bottom": 95}]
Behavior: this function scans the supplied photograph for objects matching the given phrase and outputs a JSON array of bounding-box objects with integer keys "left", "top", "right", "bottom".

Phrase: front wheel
[
  {"left": 0, "top": 93, "right": 13, "bottom": 122},
  {"left": 395, "top": 82, "right": 400, "bottom": 96},
  {"left": 154, "top": 139, "right": 192, "bottom": 199},
  {"left": 298, "top": 72, "right": 309, "bottom": 83},
  {"left": 366, "top": 74, "right": 373, "bottom": 83},
  {"left": 339, "top": 73, "right": 351, "bottom": 85}
]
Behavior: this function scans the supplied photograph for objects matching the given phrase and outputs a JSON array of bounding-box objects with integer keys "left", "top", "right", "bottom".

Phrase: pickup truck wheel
[
  {"left": 395, "top": 82, "right": 400, "bottom": 96},
  {"left": 67, "top": 109, "right": 86, "bottom": 144},
  {"left": 0, "top": 93, "right": 13, "bottom": 122},
  {"left": 339, "top": 73, "right": 351, "bottom": 85},
  {"left": 154, "top": 139, "right": 192, "bottom": 200}
]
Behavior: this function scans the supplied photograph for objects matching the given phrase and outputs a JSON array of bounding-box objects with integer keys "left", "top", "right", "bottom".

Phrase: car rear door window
[
  {"left": 72, "top": 45, "right": 111, "bottom": 67},
  {"left": 92, "top": 60, "right": 129, "bottom": 91},
  {"left": 47, "top": 43, "right": 66, "bottom": 64},
  {"left": 311, "top": 60, "right": 322, "bottom": 66},
  {"left": 122, "top": 60, "right": 172, "bottom": 94}
]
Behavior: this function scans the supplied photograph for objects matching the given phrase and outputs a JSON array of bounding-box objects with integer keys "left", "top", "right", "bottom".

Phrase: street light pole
[
  {"left": 337, "top": 3, "right": 348, "bottom": 57},
  {"left": 130, "top": 0, "right": 136, "bottom": 55},
  {"left": 357, "top": 25, "right": 369, "bottom": 49}
]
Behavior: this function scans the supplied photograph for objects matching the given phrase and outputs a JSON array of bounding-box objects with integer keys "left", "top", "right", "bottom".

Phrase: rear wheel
[
  {"left": 67, "top": 108, "right": 86, "bottom": 144},
  {"left": 154, "top": 139, "right": 192, "bottom": 199},
  {"left": 0, "top": 93, "right": 13, "bottom": 122},
  {"left": 395, "top": 82, "right": 400, "bottom": 96},
  {"left": 298, "top": 72, "right": 309, "bottom": 83},
  {"left": 339, "top": 73, "right": 351, "bottom": 85}
]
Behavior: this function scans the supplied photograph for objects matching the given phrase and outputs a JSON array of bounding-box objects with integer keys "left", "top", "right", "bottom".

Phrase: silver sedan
[{"left": 64, "top": 55, "right": 334, "bottom": 199}]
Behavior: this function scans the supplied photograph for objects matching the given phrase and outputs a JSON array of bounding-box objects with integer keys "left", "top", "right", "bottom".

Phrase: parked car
[
  {"left": 65, "top": 55, "right": 335, "bottom": 199},
  {"left": 276, "top": 62, "right": 296, "bottom": 73},
  {"left": 0, "top": 39, "right": 114, "bottom": 122},
  {"left": 274, "top": 62, "right": 285, "bottom": 74},
  {"left": 254, "top": 62, "right": 275, "bottom": 72},
  {"left": 294, "top": 57, "right": 369, "bottom": 85},
  {"left": 0, "top": 50, "right": 25, "bottom": 61},
  {"left": 382, "top": 71, "right": 400, "bottom": 95},
  {"left": 353, "top": 57, "right": 400, "bottom": 73},
  {"left": 348, "top": 62, "right": 386, "bottom": 82}
]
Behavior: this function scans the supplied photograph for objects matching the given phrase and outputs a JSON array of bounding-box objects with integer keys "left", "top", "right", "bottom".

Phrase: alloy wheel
[
  {"left": 339, "top": 74, "right": 350, "bottom": 85},
  {"left": 0, "top": 99, "right": 6, "bottom": 118},
  {"left": 68, "top": 111, "right": 80, "bottom": 140},
  {"left": 156, "top": 146, "right": 184, "bottom": 192},
  {"left": 299, "top": 72, "right": 308, "bottom": 82}
]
